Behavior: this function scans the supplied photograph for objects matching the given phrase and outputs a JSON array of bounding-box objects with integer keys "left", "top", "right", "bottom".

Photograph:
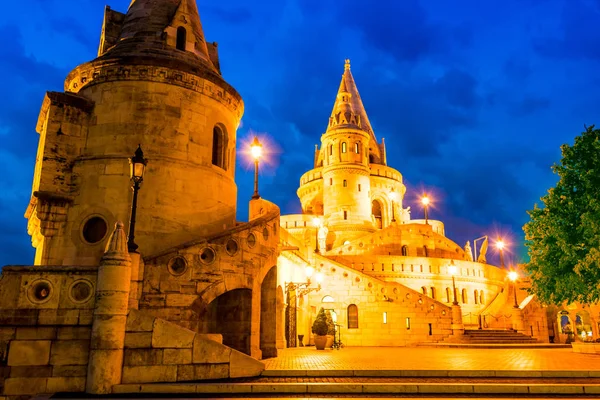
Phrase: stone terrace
[{"left": 263, "top": 347, "right": 600, "bottom": 372}]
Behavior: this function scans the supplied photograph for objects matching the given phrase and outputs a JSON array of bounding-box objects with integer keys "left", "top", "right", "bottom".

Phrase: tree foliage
[
  {"left": 312, "top": 308, "right": 329, "bottom": 336},
  {"left": 524, "top": 125, "right": 600, "bottom": 304}
]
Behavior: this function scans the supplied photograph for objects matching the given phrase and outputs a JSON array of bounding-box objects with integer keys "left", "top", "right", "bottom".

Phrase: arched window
[
  {"left": 347, "top": 304, "right": 358, "bottom": 329},
  {"left": 343, "top": 180, "right": 347, "bottom": 187},
  {"left": 480, "top": 291, "right": 484, "bottom": 304},
  {"left": 369, "top": 154, "right": 375, "bottom": 163},
  {"left": 355, "top": 142, "right": 360, "bottom": 153},
  {"left": 461, "top": 288, "right": 468, "bottom": 304},
  {"left": 329, "top": 144, "right": 333, "bottom": 156},
  {"left": 446, "top": 287, "right": 451, "bottom": 303},
  {"left": 474, "top": 290, "right": 479, "bottom": 304},
  {"left": 372, "top": 200, "right": 382, "bottom": 229},
  {"left": 341, "top": 142, "right": 347, "bottom": 153},
  {"left": 322, "top": 295, "right": 335, "bottom": 303},
  {"left": 421, "top": 287, "right": 427, "bottom": 295},
  {"left": 401, "top": 245, "right": 408, "bottom": 256},
  {"left": 430, "top": 287, "right": 436, "bottom": 299},
  {"left": 212, "top": 125, "right": 228, "bottom": 169},
  {"left": 176, "top": 27, "right": 187, "bottom": 51},
  {"left": 423, "top": 246, "right": 429, "bottom": 257}
]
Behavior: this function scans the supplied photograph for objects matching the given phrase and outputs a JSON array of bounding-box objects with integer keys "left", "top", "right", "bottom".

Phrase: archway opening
[
  {"left": 204, "top": 288, "right": 252, "bottom": 355},
  {"left": 372, "top": 200, "right": 383, "bottom": 229}
]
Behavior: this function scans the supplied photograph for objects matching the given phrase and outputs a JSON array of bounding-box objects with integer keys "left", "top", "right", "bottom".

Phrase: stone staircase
[{"left": 458, "top": 329, "right": 540, "bottom": 344}]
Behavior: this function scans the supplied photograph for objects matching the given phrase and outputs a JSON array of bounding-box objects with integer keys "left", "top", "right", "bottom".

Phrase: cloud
[{"left": 534, "top": 0, "right": 600, "bottom": 61}]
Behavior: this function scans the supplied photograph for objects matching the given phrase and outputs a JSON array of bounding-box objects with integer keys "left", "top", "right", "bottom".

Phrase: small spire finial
[{"left": 344, "top": 59, "right": 351, "bottom": 70}]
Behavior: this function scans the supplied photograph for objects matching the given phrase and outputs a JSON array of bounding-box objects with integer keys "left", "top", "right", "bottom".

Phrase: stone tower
[
  {"left": 26, "top": 0, "right": 243, "bottom": 265},
  {"left": 298, "top": 60, "right": 403, "bottom": 247}
]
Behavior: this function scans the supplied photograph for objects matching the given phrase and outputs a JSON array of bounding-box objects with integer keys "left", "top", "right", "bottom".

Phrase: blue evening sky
[{"left": 1, "top": 0, "right": 599, "bottom": 267}]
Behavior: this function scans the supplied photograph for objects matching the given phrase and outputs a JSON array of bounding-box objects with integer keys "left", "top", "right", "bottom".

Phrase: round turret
[{"left": 39, "top": 0, "right": 244, "bottom": 264}]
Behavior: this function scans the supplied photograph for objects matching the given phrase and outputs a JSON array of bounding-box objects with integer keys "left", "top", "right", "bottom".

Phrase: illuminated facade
[
  {"left": 0, "top": 0, "right": 589, "bottom": 398},
  {"left": 277, "top": 61, "right": 549, "bottom": 347}
]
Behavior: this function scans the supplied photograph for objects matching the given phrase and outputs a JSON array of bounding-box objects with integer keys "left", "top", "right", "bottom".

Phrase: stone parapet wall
[
  {"left": 122, "top": 309, "right": 264, "bottom": 384},
  {"left": 1, "top": 326, "right": 91, "bottom": 396}
]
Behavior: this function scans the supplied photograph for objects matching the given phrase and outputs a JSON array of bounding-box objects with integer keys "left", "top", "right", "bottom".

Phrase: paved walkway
[{"left": 264, "top": 347, "right": 600, "bottom": 371}]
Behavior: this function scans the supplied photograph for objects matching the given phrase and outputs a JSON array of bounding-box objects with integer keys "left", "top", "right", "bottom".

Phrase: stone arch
[
  {"left": 372, "top": 199, "right": 383, "bottom": 229},
  {"left": 201, "top": 288, "right": 252, "bottom": 354},
  {"left": 461, "top": 288, "right": 468, "bottom": 304}
]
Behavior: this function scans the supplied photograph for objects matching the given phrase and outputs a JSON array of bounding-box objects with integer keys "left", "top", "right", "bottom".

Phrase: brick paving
[
  {"left": 263, "top": 347, "right": 600, "bottom": 371},
  {"left": 232, "top": 376, "right": 600, "bottom": 384}
]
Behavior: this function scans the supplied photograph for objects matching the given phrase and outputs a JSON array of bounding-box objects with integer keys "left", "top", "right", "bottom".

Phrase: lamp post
[
  {"left": 508, "top": 270, "right": 519, "bottom": 308},
  {"left": 495, "top": 238, "right": 505, "bottom": 269},
  {"left": 447, "top": 259, "right": 464, "bottom": 335},
  {"left": 421, "top": 194, "right": 430, "bottom": 224},
  {"left": 389, "top": 188, "right": 398, "bottom": 223},
  {"left": 448, "top": 260, "right": 458, "bottom": 305},
  {"left": 128, "top": 145, "right": 147, "bottom": 253},
  {"left": 312, "top": 217, "right": 321, "bottom": 254},
  {"left": 284, "top": 265, "right": 323, "bottom": 347},
  {"left": 250, "top": 136, "right": 262, "bottom": 200}
]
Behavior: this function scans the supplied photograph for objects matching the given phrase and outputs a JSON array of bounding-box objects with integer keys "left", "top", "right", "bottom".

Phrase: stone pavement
[{"left": 263, "top": 346, "right": 600, "bottom": 371}]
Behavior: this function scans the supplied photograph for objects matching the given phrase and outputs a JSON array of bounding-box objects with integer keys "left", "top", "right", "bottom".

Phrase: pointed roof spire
[
  {"left": 117, "top": 0, "right": 212, "bottom": 66},
  {"left": 327, "top": 59, "right": 377, "bottom": 145}
]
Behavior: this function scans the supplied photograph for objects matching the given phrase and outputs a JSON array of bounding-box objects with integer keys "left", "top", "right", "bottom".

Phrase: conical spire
[
  {"left": 118, "top": 0, "right": 211, "bottom": 64},
  {"left": 327, "top": 60, "right": 376, "bottom": 142}
]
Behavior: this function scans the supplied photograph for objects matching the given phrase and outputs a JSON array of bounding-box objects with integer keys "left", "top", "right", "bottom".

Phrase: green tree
[
  {"left": 312, "top": 308, "right": 328, "bottom": 336},
  {"left": 524, "top": 125, "right": 600, "bottom": 304}
]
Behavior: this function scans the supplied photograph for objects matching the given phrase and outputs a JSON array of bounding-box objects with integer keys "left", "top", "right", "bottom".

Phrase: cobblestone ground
[{"left": 264, "top": 347, "right": 600, "bottom": 371}]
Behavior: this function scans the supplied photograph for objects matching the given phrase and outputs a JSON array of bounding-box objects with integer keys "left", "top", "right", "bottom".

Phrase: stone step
[
  {"left": 112, "top": 376, "right": 600, "bottom": 396},
  {"left": 419, "top": 343, "right": 571, "bottom": 349}
]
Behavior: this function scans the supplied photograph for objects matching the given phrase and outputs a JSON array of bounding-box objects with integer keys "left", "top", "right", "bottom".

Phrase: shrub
[{"left": 312, "top": 308, "right": 328, "bottom": 336}]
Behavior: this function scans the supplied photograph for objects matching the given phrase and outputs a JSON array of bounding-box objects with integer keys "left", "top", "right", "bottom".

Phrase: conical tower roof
[
  {"left": 94, "top": 0, "right": 216, "bottom": 73},
  {"left": 327, "top": 60, "right": 377, "bottom": 145}
]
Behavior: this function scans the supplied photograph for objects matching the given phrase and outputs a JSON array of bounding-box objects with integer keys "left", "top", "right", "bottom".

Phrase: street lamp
[
  {"left": 250, "top": 136, "right": 262, "bottom": 200},
  {"left": 389, "top": 188, "right": 398, "bottom": 223},
  {"left": 285, "top": 265, "right": 322, "bottom": 297},
  {"left": 495, "top": 238, "right": 505, "bottom": 269},
  {"left": 312, "top": 217, "right": 321, "bottom": 253},
  {"left": 421, "top": 194, "right": 430, "bottom": 224},
  {"left": 127, "top": 145, "right": 147, "bottom": 253},
  {"left": 448, "top": 260, "right": 458, "bottom": 305},
  {"left": 508, "top": 270, "right": 519, "bottom": 308}
]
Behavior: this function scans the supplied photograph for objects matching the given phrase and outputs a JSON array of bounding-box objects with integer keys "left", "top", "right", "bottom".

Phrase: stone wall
[
  {"left": 288, "top": 256, "right": 454, "bottom": 347},
  {"left": 121, "top": 309, "right": 263, "bottom": 384},
  {"left": 0, "top": 265, "right": 97, "bottom": 397},
  {"left": 139, "top": 198, "right": 281, "bottom": 359}
]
